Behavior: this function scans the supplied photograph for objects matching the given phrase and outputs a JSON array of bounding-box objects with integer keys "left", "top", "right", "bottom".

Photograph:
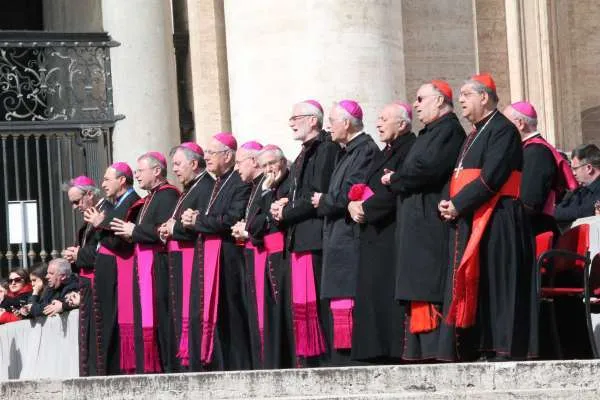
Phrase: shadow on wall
[
  {"left": 582, "top": 106, "right": 600, "bottom": 146},
  {"left": 8, "top": 338, "right": 22, "bottom": 379}
]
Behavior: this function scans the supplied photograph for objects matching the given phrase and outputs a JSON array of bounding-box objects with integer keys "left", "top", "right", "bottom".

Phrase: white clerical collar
[{"left": 522, "top": 131, "right": 541, "bottom": 142}]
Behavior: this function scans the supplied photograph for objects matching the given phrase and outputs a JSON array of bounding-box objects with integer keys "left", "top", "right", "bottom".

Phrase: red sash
[
  {"left": 447, "top": 168, "right": 521, "bottom": 328},
  {"left": 523, "top": 137, "right": 577, "bottom": 215},
  {"left": 167, "top": 240, "right": 195, "bottom": 366},
  {"left": 98, "top": 245, "right": 136, "bottom": 373}
]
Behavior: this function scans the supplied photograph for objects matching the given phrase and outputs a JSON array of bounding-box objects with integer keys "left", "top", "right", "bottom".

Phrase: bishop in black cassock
[{"left": 349, "top": 102, "right": 415, "bottom": 363}]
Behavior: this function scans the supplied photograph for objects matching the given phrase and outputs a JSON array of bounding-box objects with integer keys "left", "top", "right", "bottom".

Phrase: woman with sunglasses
[{"left": 0, "top": 268, "right": 33, "bottom": 324}]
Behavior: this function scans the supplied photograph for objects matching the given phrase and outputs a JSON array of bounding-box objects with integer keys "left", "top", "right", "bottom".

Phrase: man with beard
[
  {"left": 181, "top": 133, "right": 252, "bottom": 371},
  {"left": 230, "top": 140, "right": 266, "bottom": 368},
  {"left": 382, "top": 81, "right": 465, "bottom": 361},
  {"left": 82, "top": 162, "right": 139, "bottom": 375},
  {"left": 349, "top": 102, "right": 415, "bottom": 363},
  {"left": 63, "top": 175, "right": 111, "bottom": 376},
  {"left": 157, "top": 142, "right": 214, "bottom": 372},
  {"left": 311, "top": 100, "right": 378, "bottom": 366},
  {"left": 111, "top": 152, "right": 179, "bottom": 373},
  {"left": 438, "top": 73, "right": 537, "bottom": 361},
  {"left": 271, "top": 100, "right": 339, "bottom": 367}
]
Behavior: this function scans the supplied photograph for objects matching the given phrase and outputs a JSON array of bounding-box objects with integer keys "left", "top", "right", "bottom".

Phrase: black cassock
[
  {"left": 318, "top": 132, "right": 379, "bottom": 366},
  {"left": 246, "top": 170, "right": 292, "bottom": 369},
  {"left": 392, "top": 112, "right": 465, "bottom": 361},
  {"left": 188, "top": 169, "right": 252, "bottom": 371},
  {"left": 130, "top": 183, "right": 179, "bottom": 373},
  {"left": 165, "top": 172, "right": 214, "bottom": 372},
  {"left": 521, "top": 135, "right": 559, "bottom": 236},
  {"left": 439, "top": 110, "right": 538, "bottom": 361},
  {"left": 280, "top": 131, "right": 339, "bottom": 367},
  {"left": 75, "top": 198, "right": 112, "bottom": 376},
  {"left": 93, "top": 189, "right": 140, "bottom": 375},
  {"left": 351, "top": 132, "right": 415, "bottom": 362}
]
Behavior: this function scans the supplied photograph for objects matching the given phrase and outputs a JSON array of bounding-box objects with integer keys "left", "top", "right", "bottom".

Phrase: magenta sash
[
  {"left": 167, "top": 240, "right": 196, "bottom": 366},
  {"left": 98, "top": 245, "right": 136, "bottom": 373},
  {"left": 201, "top": 235, "right": 222, "bottom": 364},
  {"left": 330, "top": 298, "right": 354, "bottom": 350},
  {"left": 290, "top": 251, "right": 326, "bottom": 357},
  {"left": 134, "top": 243, "right": 163, "bottom": 373}
]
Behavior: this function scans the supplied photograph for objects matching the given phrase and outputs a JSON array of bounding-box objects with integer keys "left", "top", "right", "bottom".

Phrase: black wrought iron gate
[{"left": 0, "top": 32, "right": 118, "bottom": 276}]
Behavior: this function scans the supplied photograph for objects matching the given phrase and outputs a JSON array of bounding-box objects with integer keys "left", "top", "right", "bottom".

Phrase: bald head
[{"left": 502, "top": 105, "right": 537, "bottom": 137}]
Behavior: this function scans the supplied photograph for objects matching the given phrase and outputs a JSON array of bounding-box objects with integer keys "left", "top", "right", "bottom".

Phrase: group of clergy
[{"left": 63, "top": 72, "right": 578, "bottom": 376}]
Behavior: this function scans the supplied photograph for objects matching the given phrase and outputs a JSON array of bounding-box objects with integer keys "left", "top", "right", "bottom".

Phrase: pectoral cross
[{"left": 454, "top": 162, "right": 463, "bottom": 179}]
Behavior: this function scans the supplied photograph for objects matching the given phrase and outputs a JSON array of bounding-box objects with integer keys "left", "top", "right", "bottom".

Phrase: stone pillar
[
  {"left": 101, "top": 0, "right": 180, "bottom": 168},
  {"left": 504, "top": 0, "right": 581, "bottom": 149},
  {"left": 223, "top": 0, "right": 405, "bottom": 156},
  {"left": 186, "top": 0, "right": 231, "bottom": 147}
]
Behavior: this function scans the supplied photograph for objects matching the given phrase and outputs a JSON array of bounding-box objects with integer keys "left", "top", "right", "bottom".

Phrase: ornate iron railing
[{"left": 0, "top": 32, "right": 119, "bottom": 276}]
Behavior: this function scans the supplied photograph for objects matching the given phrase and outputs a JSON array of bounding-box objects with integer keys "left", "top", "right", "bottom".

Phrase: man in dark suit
[{"left": 349, "top": 102, "right": 415, "bottom": 363}]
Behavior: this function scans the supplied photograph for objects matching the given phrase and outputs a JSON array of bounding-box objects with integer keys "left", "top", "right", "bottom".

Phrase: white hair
[
  {"left": 465, "top": 79, "right": 499, "bottom": 105},
  {"left": 169, "top": 146, "right": 206, "bottom": 169},
  {"left": 295, "top": 102, "right": 324, "bottom": 129},
  {"left": 257, "top": 147, "right": 285, "bottom": 161},
  {"left": 138, "top": 154, "right": 167, "bottom": 178},
  {"left": 334, "top": 103, "right": 364, "bottom": 132},
  {"left": 391, "top": 103, "right": 412, "bottom": 130},
  {"left": 61, "top": 182, "right": 101, "bottom": 197},
  {"left": 50, "top": 258, "right": 72, "bottom": 278},
  {"left": 510, "top": 108, "right": 538, "bottom": 130}
]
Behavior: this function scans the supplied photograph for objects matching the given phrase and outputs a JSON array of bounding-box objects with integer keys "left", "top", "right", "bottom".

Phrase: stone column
[
  {"left": 223, "top": 0, "right": 405, "bottom": 156},
  {"left": 504, "top": 0, "right": 581, "bottom": 149},
  {"left": 186, "top": 0, "right": 231, "bottom": 147},
  {"left": 101, "top": 0, "right": 180, "bottom": 167}
]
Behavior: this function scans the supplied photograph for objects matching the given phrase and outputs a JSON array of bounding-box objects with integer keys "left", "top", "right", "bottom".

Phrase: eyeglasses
[
  {"left": 204, "top": 149, "right": 229, "bottom": 157},
  {"left": 572, "top": 163, "right": 589, "bottom": 171},
  {"left": 459, "top": 91, "right": 480, "bottom": 98},
  {"left": 235, "top": 156, "right": 254, "bottom": 165},
  {"left": 70, "top": 197, "right": 84, "bottom": 206},
  {"left": 260, "top": 159, "right": 282, "bottom": 168},
  {"left": 289, "top": 114, "right": 314, "bottom": 122},
  {"left": 8, "top": 277, "right": 23, "bottom": 284},
  {"left": 134, "top": 167, "right": 157, "bottom": 174},
  {"left": 416, "top": 94, "right": 440, "bottom": 103}
]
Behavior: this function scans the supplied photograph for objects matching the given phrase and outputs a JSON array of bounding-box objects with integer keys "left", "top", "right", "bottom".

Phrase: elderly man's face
[
  {"left": 459, "top": 83, "right": 486, "bottom": 123},
  {"left": 413, "top": 84, "right": 444, "bottom": 125},
  {"left": 258, "top": 151, "right": 286, "bottom": 176},
  {"left": 134, "top": 158, "right": 160, "bottom": 190},
  {"left": 205, "top": 139, "right": 232, "bottom": 177},
  {"left": 377, "top": 104, "right": 407, "bottom": 143},
  {"left": 68, "top": 187, "right": 94, "bottom": 214},
  {"left": 328, "top": 107, "right": 349, "bottom": 144},
  {"left": 288, "top": 104, "right": 315, "bottom": 141},
  {"left": 172, "top": 149, "right": 198, "bottom": 185},
  {"left": 46, "top": 263, "right": 65, "bottom": 289},
  {"left": 235, "top": 148, "right": 260, "bottom": 183}
]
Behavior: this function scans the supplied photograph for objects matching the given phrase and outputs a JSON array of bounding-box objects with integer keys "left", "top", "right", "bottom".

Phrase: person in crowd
[
  {"left": 245, "top": 144, "right": 291, "bottom": 369},
  {"left": 110, "top": 152, "right": 179, "bottom": 374},
  {"left": 270, "top": 100, "right": 339, "bottom": 367},
  {"left": 0, "top": 269, "right": 33, "bottom": 324},
  {"left": 502, "top": 101, "right": 577, "bottom": 235},
  {"left": 157, "top": 142, "right": 214, "bottom": 372},
  {"left": 230, "top": 140, "right": 267, "bottom": 368},
  {"left": 84, "top": 162, "right": 140, "bottom": 375},
  {"left": 29, "top": 258, "right": 79, "bottom": 318},
  {"left": 382, "top": 81, "right": 465, "bottom": 361},
  {"left": 348, "top": 101, "right": 415, "bottom": 363},
  {"left": 310, "top": 99, "right": 378, "bottom": 366},
  {"left": 181, "top": 133, "right": 252, "bottom": 371},
  {"left": 555, "top": 144, "right": 600, "bottom": 226},
  {"left": 19, "top": 264, "right": 49, "bottom": 318},
  {"left": 438, "top": 73, "right": 537, "bottom": 361},
  {"left": 0, "top": 280, "right": 7, "bottom": 304},
  {"left": 61, "top": 175, "right": 111, "bottom": 377}
]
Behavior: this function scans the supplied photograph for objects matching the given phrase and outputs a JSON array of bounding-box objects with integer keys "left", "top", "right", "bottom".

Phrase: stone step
[{"left": 3, "top": 360, "right": 600, "bottom": 399}]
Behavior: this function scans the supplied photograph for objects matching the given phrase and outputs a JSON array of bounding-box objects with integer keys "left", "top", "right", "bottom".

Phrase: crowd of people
[{"left": 2, "top": 72, "right": 600, "bottom": 376}]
